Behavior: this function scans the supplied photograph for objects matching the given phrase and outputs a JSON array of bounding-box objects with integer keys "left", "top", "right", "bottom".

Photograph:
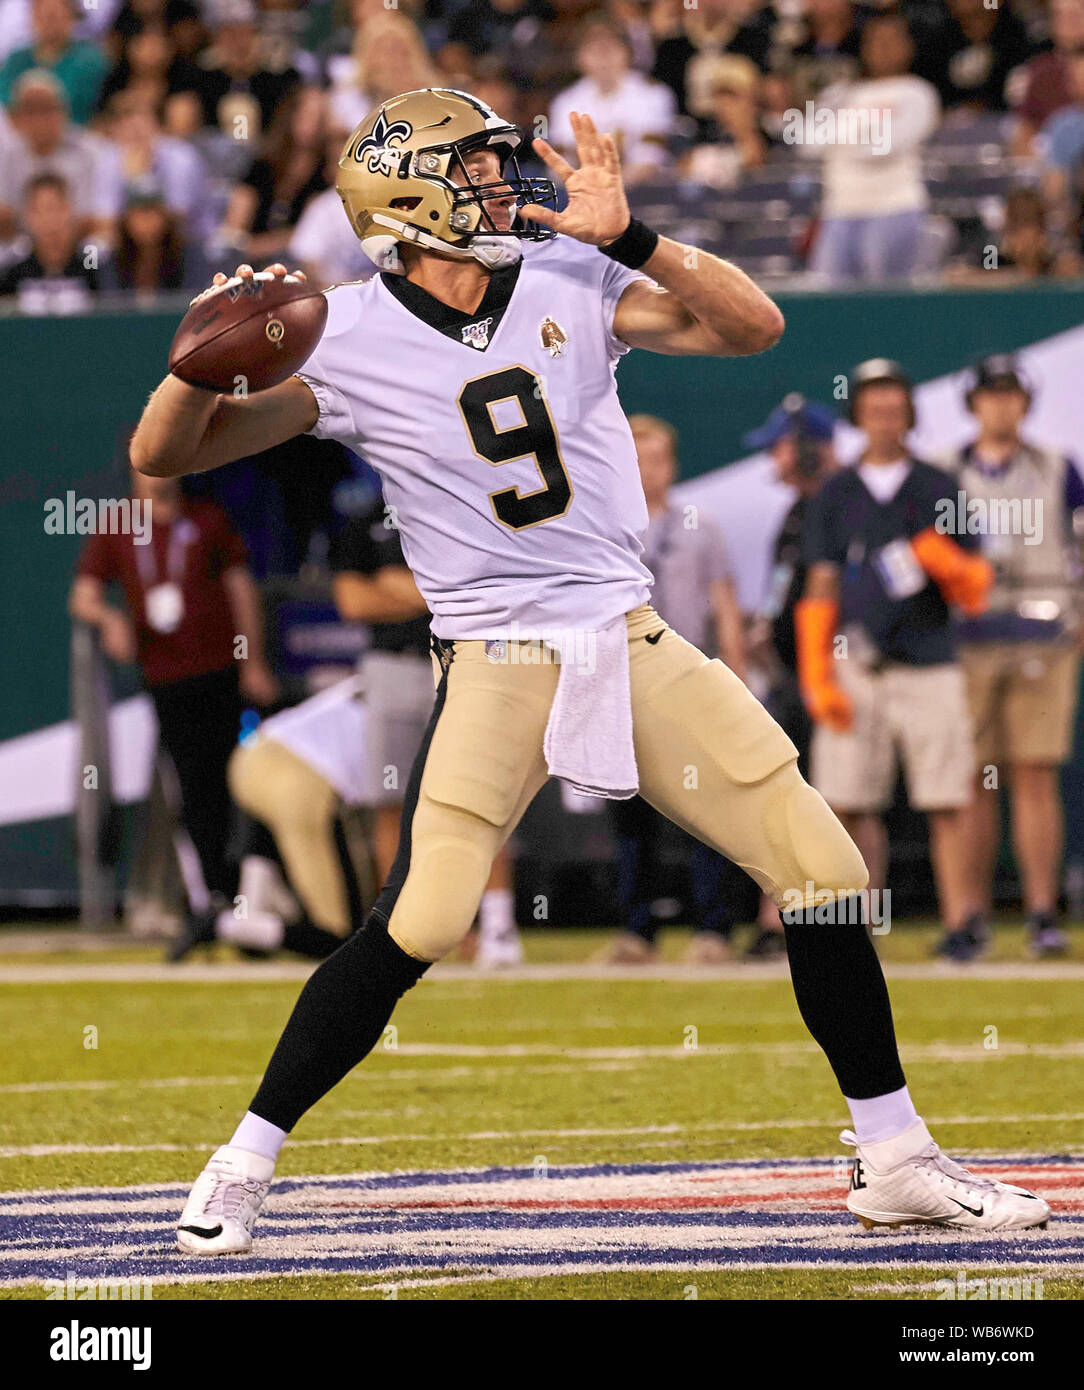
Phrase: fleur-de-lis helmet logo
[{"left": 353, "top": 110, "right": 414, "bottom": 176}]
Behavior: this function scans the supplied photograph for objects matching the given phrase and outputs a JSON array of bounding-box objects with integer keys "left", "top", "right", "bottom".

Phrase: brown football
[{"left": 169, "top": 272, "right": 328, "bottom": 393}]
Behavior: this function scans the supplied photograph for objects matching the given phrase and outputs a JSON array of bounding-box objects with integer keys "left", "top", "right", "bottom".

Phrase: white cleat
[
  {"left": 176, "top": 1145, "right": 275, "bottom": 1255},
  {"left": 842, "top": 1120, "right": 1051, "bottom": 1232}
]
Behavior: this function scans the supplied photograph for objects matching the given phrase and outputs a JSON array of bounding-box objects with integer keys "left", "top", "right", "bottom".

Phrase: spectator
[
  {"left": 0, "top": 0, "right": 109, "bottom": 125},
  {"left": 926, "top": 0, "right": 1035, "bottom": 114},
  {"left": 0, "top": 69, "right": 114, "bottom": 246},
  {"left": 936, "top": 356, "right": 1084, "bottom": 958},
  {"left": 682, "top": 53, "right": 771, "bottom": 185},
  {"left": 256, "top": 0, "right": 322, "bottom": 86},
  {"left": 548, "top": 15, "right": 679, "bottom": 182},
  {"left": 441, "top": 0, "right": 558, "bottom": 90},
  {"left": 105, "top": 176, "right": 190, "bottom": 296},
  {"left": 328, "top": 11, "right": 436, "bottom": 134},
  {"left": 286, "top": 130, "right": 376, "bottom": 288},
  {"left": 69, "top": 462, "right": 279, "bottom": 918},
  {"left": 0, "top": 1, "right": 34, "bottom": 66},
  {"left": 1012, "top": 0, "right": 1084, "bottom": 155},
  {"left": 105, "top": 2, "right": 207, "bottom": 77},
  {"left": 319, "top": 0, "right": 423, "bottom": 96},
  {"left": 607, "top": 0, "right": 660, "bottom": 75},
  {"left": 93, "top": 16, "right": 203, "bottom": 120},
  {"left": 0, "top": 171, "right": 99, "bottom": 311},
  {"left": 100, "top": 90, "right": 209, "bottom": 240},
  {"left": 216, "top": 84, "right": 328, "bottom": 263},
  {"left": 602, "top": 413, "right": 751, "bottom": 966},
  {"left": 809, "top": 12, "right": 940, "bottom": 286},
  {"left": 445, "top": 0, "right": 556, "bottom": 60},
  {"left": 797, "top": 360, "right": 992, "bottom": 959},
  {"left": 1038, "top": 45, "right": 1084, "bottom": 208},
  {"left": 947, "top": 183, "right": 1080, "bottom": 281},
  {"left": 742, "top": 395, "right": 840, "bottom": 958},
  {"left": 652, "top": 0, "right": 778, "bottom": 123},
  {"left": 186, "top": 0, "right": 299, "bottom": 142},
  {"left": 783, "top": 0, "right": 869, "bottom": 107}
]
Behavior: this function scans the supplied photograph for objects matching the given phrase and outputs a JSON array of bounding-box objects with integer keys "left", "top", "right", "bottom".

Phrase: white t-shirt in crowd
[
  {"left": 548, "top": 72, "right": 678, "bottom": 169},
  {"left": 858, "top": 459, "right": 912, "bottom": 503},
  {"left": 288, "top": 186, "right": 378, "bottom": 287},
  {"left": 816, "top": 75, "right": 940, "bottom": 219}
]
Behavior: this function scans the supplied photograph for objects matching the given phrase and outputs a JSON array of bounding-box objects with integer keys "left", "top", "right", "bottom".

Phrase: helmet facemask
[{"left": 432, "top": 131, "right": 558, "bottom": 245}]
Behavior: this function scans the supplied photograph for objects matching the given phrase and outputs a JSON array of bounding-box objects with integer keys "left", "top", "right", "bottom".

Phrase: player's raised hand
[{"left": 523, "top": 112, "right": 631, "bottom": 247}]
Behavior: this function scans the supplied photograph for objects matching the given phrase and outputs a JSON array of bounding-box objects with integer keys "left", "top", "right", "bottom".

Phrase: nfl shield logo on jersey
[{"left": 462, "top": 317, "right": 494, "bottom": 351}]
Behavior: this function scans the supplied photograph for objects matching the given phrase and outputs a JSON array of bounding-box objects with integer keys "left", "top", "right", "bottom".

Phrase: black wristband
[{"left": 598, "top": 218, "right": 659, "bottom": 270}]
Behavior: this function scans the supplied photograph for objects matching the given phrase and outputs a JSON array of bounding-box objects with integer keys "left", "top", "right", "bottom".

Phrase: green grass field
[{"left": 1, "top": 921, "right": 1081, "bottom": 1300}]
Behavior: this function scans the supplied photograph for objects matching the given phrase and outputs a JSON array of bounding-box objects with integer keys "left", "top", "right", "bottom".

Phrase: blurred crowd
[{"left": 3, "top": 0, "right": 1084, "bottom": 308}]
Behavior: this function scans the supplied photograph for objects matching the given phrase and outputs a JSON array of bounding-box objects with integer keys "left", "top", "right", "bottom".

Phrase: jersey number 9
[{"left": 458, "top": 366, "right": 573, "bottom": 531}]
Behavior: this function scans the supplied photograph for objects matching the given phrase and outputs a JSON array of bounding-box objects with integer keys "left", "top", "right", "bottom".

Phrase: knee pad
[
  {"left": 760, "top": 764, "right": 869, "bottom": 905},
  {"left": 387, "top": 811, "right": 497, "bottom": 962}
]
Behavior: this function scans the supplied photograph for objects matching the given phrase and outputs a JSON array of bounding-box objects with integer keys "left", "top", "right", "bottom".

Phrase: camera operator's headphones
[
  {"left": 847, "top": 358, "right": 916, "bottom": 429},
  {"left": 964, "top": 355, "right": 1034, "bottom": 413}
]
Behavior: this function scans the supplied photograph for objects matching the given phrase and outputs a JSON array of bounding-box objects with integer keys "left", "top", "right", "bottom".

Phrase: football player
[{"left": 129, "top": 89, "right": 1050, "bottom": 1250}]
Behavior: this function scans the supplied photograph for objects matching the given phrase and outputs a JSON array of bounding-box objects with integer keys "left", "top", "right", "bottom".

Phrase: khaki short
[
  {"left": 811, "top": 661, "right": 974, "bottom": 813},
  {"left": 960, "top": 642, "right": 1081, "bottom": 768}
]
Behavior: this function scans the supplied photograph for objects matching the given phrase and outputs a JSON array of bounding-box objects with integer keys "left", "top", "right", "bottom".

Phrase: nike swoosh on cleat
[
  {"left": 178, "top": 1224, "right": 223, "bottom": 1239},
  {"left": 951, "top": 1200, "right": 984, "bottom": 1218},
  {"left": 644, "top": 631, "right": 665, "bottom": 645}
]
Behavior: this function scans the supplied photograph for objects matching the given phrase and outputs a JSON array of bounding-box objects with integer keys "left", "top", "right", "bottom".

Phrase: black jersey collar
[{"left": 380, "top": 259, "right": 522, "bottom": 352}]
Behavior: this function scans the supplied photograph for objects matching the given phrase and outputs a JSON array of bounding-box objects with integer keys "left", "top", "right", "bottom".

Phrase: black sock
[
  {"left": 782, "top": 898, "right": 906, "bottom": 1099},
  {"left": 249, "top": 917, "right": 430, "bottom": 1131}
]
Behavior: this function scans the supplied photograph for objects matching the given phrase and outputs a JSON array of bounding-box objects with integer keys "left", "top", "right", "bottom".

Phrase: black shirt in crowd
[
  {"left": 802, "top": 459, "right": 980, "bottom": 667},
  {"left": 330, "top": 500, "right": 432, "bottom": 659},
  {"left": 240, "top": 156, "right": 327, "bottom": 236},
  {"left": 0, "top": 250, "right": 99, "bottom": 300}
]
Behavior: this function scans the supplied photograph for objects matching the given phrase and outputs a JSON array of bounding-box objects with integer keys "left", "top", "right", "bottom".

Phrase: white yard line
[
  {"left": 3, "top": 1040, "right": 1082, "bottom": 1098},
  {"left": 2, "top": 1113, "right": 1083, "bottom": 1160},
  {"left": 0, "top": 960, "right": 1082, "bottom": 983}
]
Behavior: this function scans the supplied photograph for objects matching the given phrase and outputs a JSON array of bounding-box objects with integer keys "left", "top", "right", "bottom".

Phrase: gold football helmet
[{"left": 336, "top": 88, "right": 557, "bottom": 271}]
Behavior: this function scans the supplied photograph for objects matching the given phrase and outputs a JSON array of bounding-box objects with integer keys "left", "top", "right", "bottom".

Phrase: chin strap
[{"left": 363, "top": 219, "right": 524, "bottom": 275}]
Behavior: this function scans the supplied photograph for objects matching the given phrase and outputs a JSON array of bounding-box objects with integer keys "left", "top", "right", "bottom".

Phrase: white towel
[{"left": 542, "top": 618, "right": 638, "bottom": 800}]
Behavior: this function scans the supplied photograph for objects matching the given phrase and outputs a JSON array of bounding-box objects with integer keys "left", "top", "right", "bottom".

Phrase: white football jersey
[{"left": 296, "top": 235, "right": 653, "bottom": 639}]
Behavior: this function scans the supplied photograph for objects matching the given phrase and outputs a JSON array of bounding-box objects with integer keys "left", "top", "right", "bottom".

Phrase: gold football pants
[{"left": 376, "top": 604, "right": 868, "bottom": 963}]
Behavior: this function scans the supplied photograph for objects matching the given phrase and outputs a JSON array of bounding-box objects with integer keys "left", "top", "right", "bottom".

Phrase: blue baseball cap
[{"left": 744, "top": 394, "right": 837, "bottom": 451}]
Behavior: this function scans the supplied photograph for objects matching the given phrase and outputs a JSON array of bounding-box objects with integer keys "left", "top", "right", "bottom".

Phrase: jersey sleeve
[
  {"left": 599, "top": 255, "right": 652, "bottom": 360},
  {"left": 295, "top": 285, "right": 361, "bottom": 441}
]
